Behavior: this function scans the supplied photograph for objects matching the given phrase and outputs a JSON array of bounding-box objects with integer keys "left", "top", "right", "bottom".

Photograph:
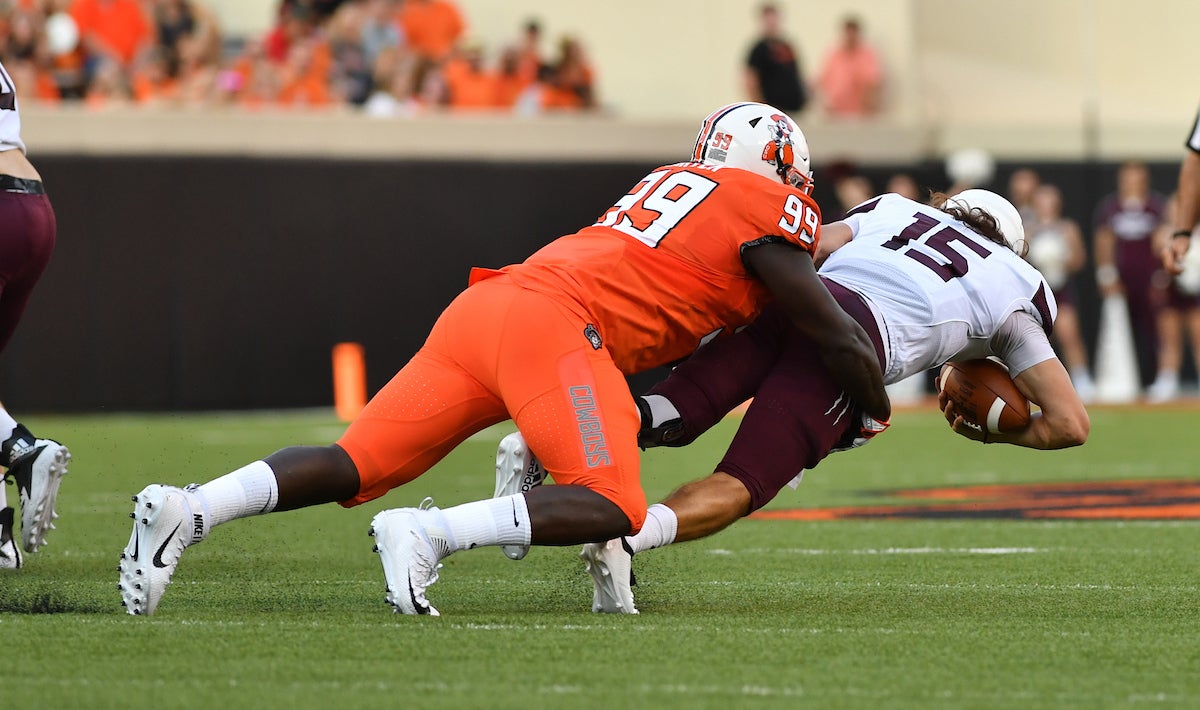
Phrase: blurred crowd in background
[
  {"left": 1, "top": 1, "right": 1195, "bottom": 401},
  {"left": 0, "top": 0, "right": 596, "bottom": 114}
]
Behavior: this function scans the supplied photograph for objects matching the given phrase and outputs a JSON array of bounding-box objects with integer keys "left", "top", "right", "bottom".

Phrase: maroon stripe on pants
[{"left": 0, "top": 190, "right": 56, "bottom": 353}]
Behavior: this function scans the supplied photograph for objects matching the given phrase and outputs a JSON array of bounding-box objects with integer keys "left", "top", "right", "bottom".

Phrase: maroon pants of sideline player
[
  {"left": 646, "top": 277, "right": 886, "bottom": 511},
  {"left": 0, "top": 186, "right": 56, "bottom": 352}
]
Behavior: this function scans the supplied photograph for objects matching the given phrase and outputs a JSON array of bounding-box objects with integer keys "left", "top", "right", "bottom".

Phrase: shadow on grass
[{"left": 0, "top": 586, "right": 112, "bottom": 614}]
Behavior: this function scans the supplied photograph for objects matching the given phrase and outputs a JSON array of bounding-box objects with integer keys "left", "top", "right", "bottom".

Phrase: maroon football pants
[
  {"left": 646, "top": 278, "right": 886, "bottom": 511},
  {"left": 0, "top": 189, "right": 56, "bottom": 353}
]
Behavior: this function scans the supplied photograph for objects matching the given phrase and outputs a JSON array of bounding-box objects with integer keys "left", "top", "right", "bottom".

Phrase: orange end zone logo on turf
[{"left": 752, "top": 480, "right": 1200, "bottom": 521}]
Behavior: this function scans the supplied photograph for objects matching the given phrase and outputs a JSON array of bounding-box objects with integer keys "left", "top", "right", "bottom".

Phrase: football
[{"left": 938, "top": 358, "right": 1031, "bottom": 434}]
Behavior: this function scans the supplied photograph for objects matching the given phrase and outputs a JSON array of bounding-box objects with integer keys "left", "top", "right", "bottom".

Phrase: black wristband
[{"left": 1173, "top": 230, "right": 1193, "bottom": 239}]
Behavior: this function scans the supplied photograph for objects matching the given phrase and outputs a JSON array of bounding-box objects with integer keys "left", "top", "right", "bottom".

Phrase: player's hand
[
  {"left": 830, "top": 412, "right": 890, "bottom": 453},
  {"left": 938, "top": 386, "right": 989, "bottom": 443},
  {"left": 1162, "top": 237, "right": 1191, "bottom": 276}
]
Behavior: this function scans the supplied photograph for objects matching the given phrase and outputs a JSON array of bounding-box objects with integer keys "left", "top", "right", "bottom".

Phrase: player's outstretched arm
[
  {"left": 940, "top": 358, "right": 1089, "bottom": 449},
  {"left": 743, "top": 242, "right": 891, "bottom": 421}
]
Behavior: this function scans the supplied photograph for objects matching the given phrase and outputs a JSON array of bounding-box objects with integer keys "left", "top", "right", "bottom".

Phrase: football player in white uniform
[
  {"left": 0, "top": 60, "right": 71, "bottom": 570},
  {"left": 497, "top": 188, "right": 1089, "bottom": 612}
]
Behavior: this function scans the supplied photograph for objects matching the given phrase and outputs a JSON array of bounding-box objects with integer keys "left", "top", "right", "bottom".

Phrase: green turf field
[{"left": 2, "top": 407, "right": 1198, "bottom": 708}]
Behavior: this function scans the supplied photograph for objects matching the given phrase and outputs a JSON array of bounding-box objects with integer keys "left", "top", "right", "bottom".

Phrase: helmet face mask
[{"left": 693, "top": 102, "right": 813, "bottom": 195}]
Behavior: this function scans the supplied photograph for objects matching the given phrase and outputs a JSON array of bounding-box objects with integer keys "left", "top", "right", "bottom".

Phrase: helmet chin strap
[{"left": 772, "top": 145, "right": 791, "bottom": 182}]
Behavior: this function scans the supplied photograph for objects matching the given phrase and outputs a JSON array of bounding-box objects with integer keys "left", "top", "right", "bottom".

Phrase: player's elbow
[
  {"left": 1065, "top": 409, "right": 1090, "bottom": 447},
  {"left": 1046, "top": 406, "right": 1089, "bottom": 448}
]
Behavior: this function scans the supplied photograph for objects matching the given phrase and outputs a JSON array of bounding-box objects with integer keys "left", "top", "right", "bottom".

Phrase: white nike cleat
[
  {"left": 118, "top": 484, "right": 208, "bottom": 616},
  {"left": 580, "top": 537, "right": 638, "bottom": 614},
  {"left": 370, "top": 503, "right": 446, "bottom": 616},
  {"left": 0, "top": 507, "right": 21, "bottom": 569},
  {"left": 9, "top": 439, "right": 70, "bottom": 553},
  {"left": 493, "top": 432, "right": 546, "bottom": 560}
]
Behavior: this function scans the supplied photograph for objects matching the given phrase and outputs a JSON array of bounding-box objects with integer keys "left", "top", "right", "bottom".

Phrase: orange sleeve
[{"left": 737, "top": 176, "right": 822, "bottom": 257}]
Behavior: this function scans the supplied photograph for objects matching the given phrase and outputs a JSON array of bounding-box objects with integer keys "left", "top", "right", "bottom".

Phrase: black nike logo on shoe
[
  {"left": 511, "top": 500, "right": 520, "bottom": 527},
  {"left": 152, "top": 522, "right": 182, "bottom": 568},
  {"left": 130, "top": 525, "right": 140, "bottom": 561},
  {"left": 621, "top": 537, "right": 638, "bottom": 587},
  {"left": 407, "top": 569, "right": 430, "bottom": 615}
]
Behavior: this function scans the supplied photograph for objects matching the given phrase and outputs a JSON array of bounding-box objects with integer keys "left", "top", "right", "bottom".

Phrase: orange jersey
[{"left": 492, "top": 162, "right": 821, "bottom": 374}]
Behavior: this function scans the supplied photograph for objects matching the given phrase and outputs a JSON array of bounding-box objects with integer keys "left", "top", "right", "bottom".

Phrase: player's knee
[
  {"left": 591, "top": 484, "right": 647, "bottom": 535},
  {"left": 716, "top": 463, "right": 775, "bottom": 513}
]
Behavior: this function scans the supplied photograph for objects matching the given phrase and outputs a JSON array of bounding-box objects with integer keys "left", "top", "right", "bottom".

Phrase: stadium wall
[{"left": 0, "top": 150, "right": 1179, "bottom": 412}]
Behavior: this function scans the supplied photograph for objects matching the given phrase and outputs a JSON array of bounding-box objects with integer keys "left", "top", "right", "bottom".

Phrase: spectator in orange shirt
[
  {"left": 234, "top": 42, "right": 285, "bottom": 109},
  {"left": 494, "top": 46, "right": 527, "bottom": 109},
  {"left": 444, "top": 42, "right": 497, "bottom": 110},
  {"left": 816, "top": 16, "right": 882, "bottom": 117},
  {"left": 541, "top": 35, "right": 594, "bottom": 111},
  {"left": 70, "top": 0, "right": 152, "bottom": 67},
  {"left": 397, "top": 0, "right": 463, "bottom": 62},
  {"left": 277, "top": 37, "right": 332, "bottom": 107}
]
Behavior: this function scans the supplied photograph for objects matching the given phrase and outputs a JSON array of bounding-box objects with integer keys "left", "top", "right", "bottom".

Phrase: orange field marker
[{"left": 332, "top": 342, "right": 367, "bottom": 422}]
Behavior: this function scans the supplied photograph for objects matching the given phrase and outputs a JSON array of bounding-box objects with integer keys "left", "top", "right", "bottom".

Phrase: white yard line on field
[{"left": 708, "top": 547, "right": 1043, "bottom": 555}]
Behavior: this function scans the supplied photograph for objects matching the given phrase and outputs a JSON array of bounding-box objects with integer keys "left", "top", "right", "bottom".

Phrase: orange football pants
[{"left": 336, "top": 275, "right": 646, "bottom": 532}]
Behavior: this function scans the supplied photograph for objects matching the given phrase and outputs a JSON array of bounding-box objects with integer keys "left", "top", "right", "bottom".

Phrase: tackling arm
[{"left": 743, "top": 242, "right": 891, "bottom": 421}]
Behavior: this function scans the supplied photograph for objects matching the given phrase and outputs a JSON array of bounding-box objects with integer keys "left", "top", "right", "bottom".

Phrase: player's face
[
  {"left": 1118, "top": 164, "right": 1149, "bottom": 197},
  {"left": 1032, "top": 186, "right": 1060, "bottom": 219}
]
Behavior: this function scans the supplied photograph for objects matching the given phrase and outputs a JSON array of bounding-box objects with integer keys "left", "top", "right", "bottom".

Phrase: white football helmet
[
  {"left": 692, "top": 102, "right": 813, "bottom": 194},
  {"left": 942, "top": 189, "right": 1025, "bottom": 249}
]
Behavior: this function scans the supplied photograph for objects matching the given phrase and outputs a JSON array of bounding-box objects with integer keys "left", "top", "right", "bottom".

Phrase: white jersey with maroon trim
[
  {"left": 0, "top": 60, "right": 25, "bottom": 154},
  {"left": 821, "top": 193, "right": 1056, "bottom": 383}
]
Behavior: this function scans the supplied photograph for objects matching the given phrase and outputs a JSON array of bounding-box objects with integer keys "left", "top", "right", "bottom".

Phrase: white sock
[
  {"left": 0, "top": 407, "right": 17, "bottom": 444},
  {"left": 626, "top": 503, "right": 678, "bottom": 554},
  {"left": 426, "top": 495, "right": 532, "bottom": 555},
  {"left": 193, "top": 460, "right": 280, "bottom": 528},
  {"left": 642, "top": 395, "right": 681, "bottom": 427}
]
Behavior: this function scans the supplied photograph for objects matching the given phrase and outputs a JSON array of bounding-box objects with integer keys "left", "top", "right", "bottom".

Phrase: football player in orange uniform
[{"left": 118, "top": 102, "right": 890, "bottom": 616}]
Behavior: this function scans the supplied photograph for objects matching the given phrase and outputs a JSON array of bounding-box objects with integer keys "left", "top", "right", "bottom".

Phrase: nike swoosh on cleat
[
  {"left": 152, "top": 522, "right": 182, "bottom": 568},
  {"left": 621, "top": 537, "right": 638, "bottom": 587},
  {"left": 511, "top": 500, "right": 519, "bottom": 527},
  {"left": 130, "top": 526, "right": 140, "bottom": 561},
  {"left": 407, "top": 569, "right": 430, "bottom": 615}
]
